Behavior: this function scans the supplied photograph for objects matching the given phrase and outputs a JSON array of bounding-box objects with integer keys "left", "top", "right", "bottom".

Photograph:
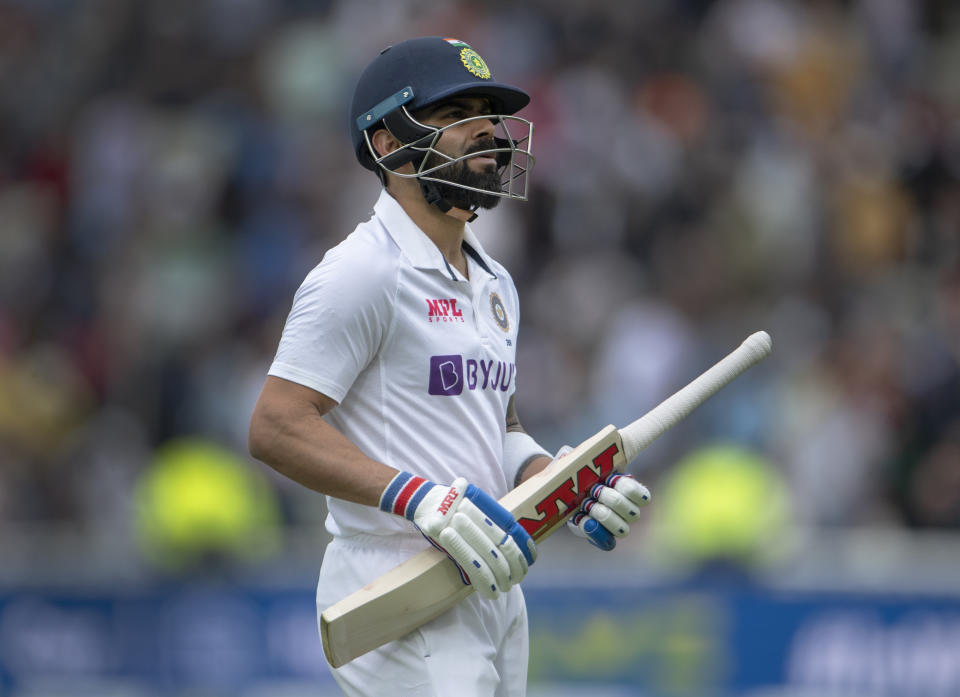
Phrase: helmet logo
[{"left": 460, "top": 48, "right": 491, "bottom": 79}]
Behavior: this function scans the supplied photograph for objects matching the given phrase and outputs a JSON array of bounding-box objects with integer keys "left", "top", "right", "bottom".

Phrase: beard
[{"left": 421, "top": 140, "right": 503, "bottom": 211}]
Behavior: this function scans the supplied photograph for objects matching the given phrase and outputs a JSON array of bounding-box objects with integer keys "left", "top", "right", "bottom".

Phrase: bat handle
[{"left": 618, "top": 331, "right": 772, "bottom": 462}]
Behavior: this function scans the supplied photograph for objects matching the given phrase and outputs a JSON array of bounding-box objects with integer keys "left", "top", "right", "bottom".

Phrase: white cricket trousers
[{"left": 316, "top": 533, "right": 529, "bottom": 697}]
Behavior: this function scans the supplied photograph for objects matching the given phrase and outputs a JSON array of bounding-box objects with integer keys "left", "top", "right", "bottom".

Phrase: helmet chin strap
[{"left": 420, "top": 180, "right": 479, "bottom": 222}]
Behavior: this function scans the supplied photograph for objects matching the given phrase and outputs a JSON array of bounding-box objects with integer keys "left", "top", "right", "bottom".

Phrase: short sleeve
[{"left": 268, "top": 238, "right": 397, "bottom": 402}]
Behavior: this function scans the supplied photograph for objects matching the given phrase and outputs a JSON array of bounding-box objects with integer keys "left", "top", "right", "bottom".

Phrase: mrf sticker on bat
[{"left": 516, "top": 443, "right": 620, "bottom": 539}]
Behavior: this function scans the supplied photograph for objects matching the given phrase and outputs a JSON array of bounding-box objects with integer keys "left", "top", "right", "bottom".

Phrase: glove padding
[
  {"left": 551, "top": 444, "right": 649, "bottom": 550},
  {"left": 411, "top": 477, "right": 537, "bottom": 599}
]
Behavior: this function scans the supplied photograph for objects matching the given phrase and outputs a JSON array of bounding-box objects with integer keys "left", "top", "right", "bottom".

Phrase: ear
[
  {"left": 370, "top": 128, "right": 401, "bottom": 159},
  {"left": 370, "top": 128, "right": 417, "bottom": 177}
]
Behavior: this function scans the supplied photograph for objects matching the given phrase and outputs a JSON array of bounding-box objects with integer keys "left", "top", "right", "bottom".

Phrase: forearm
[{"left": 249, "top": 380, "right": 396, "bottom": 507}]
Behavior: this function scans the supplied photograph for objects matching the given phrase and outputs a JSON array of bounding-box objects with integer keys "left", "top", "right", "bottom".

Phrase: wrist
[
  {"left": 514, "top": 453, "right": 552, "bottom": 486},
  {"left": 379, "top": 471, "right": 435, "bottom": 520},
  {"left": 503, "top": 431, "right": 550, "bottom": 488}
]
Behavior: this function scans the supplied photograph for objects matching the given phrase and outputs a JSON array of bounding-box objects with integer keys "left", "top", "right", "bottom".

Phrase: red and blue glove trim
[{"left": 379, "top": 471, "right": 435, "bottom": 520}]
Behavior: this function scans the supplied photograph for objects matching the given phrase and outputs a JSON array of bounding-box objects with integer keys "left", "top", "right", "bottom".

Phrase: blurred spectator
[
  {"left": 648, "top": 444, "right": 793, "bottom": 576},
  {"left": 133, "top": 437, "right": 281, "bottom": 572},
  {"left": 1, "top": 0, "right": 959, "bottom": 577},
  {"left": 903, "top": 418, "right": 960, "bottom": 528}
]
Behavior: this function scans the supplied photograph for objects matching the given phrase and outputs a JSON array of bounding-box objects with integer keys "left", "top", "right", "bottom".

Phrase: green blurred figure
[
  {"left": 650, "top": 444, "right": 792, "bottom": 578},
  {"left": 134, "top": 438, "right": 282, "bottom": 572}
]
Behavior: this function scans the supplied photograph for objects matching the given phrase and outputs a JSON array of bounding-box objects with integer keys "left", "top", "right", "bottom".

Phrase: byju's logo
[
  {"left": 428, "top": 355, "right": 515, "bottom": 396},
  {"left": 428, "top": 355, "right": 464, "bottom": 395},
  {"left": 426, "top": 299, "right": 464, "bottom": 323}
]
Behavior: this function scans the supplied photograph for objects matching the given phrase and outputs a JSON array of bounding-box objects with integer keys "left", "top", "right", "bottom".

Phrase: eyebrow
[{"left": 421, "top": 98, "right": 492, "bottom": 118}]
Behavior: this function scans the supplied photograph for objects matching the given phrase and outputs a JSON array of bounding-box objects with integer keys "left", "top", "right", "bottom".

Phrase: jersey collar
[{"left": 374, "top": 189, "right": 498, "bottom": 281}]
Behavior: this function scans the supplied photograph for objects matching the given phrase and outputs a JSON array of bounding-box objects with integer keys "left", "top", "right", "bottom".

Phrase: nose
[{"left": 472, "top": 116, "right": 496, "bottom": 140}]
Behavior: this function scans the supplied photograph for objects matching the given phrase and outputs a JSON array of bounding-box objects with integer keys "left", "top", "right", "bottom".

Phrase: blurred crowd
[{"left": 1, "top": 0, "right": 959, "bottom": 572}]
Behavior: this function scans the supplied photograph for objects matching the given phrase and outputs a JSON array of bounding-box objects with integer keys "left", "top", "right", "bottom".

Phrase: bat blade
[
  {"left": 320, "top": 331, "right": 772, "bottom": 668},
  {"left": 320, "top": 548, "right": 471, "bottom": 668}
]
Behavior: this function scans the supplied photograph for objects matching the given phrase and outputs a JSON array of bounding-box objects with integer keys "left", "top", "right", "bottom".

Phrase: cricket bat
[{"left": 321, "top": 330, "right": 773, "bottom": 668}]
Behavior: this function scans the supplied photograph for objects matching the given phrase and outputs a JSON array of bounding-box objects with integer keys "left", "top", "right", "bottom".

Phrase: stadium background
[{"left": 1, "top": 0, "right": 959, "bottom": 695}]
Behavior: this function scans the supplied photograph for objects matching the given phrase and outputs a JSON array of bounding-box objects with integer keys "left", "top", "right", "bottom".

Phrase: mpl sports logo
[
  {"left": 426, "top": 298, "right": 464, "bottom": 323},
  {"left": 428, "top": 355, "right": 515, "bottom": 396}
]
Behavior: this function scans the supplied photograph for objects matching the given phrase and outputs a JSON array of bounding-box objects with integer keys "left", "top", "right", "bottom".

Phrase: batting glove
[
  {"left": 551, "top": 446, "right": 651, "bottom": 551},
  {"left": 380, "top": 472, "right": 537, "bottom": 599}
]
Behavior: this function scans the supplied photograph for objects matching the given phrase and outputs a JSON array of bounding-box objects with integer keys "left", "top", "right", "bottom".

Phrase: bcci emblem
[
  {"left": 460, "top": 48, "right": 491, "bottom": 79},
  {"left": 490, "top": 292, "right": 509, "bottom": 332}
]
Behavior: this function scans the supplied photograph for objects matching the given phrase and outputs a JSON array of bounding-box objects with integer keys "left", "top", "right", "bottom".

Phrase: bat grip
[{"left": 618, "top": 331, "right": 772, "bottom": 462}]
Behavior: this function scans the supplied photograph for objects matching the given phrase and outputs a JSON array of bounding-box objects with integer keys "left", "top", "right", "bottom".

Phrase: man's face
[{"left": 414, "top": 96, "right": 503, "bottom": 210}]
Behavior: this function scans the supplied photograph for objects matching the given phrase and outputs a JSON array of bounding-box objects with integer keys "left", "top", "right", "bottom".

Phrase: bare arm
[
  {"left": 506, "top": 395, "right": 552, "bottom": 487},
  {"left": 248, "top": 376, "right": 398, "bottom": 507}
]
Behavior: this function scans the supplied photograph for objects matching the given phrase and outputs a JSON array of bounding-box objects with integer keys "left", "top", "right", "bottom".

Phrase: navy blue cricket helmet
[{"left": 349, "top": 37, "right": 535, "bottom": 204}]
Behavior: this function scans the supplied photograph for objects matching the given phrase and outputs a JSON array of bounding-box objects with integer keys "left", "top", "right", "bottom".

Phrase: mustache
[{"left": 464, "top": 139, "right": 498, "bottom": 157}]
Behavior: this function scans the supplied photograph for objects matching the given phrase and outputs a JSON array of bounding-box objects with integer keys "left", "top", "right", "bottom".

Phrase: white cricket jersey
[{"left": 269, "top": 189, "right": 520, "bottom": 538}]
